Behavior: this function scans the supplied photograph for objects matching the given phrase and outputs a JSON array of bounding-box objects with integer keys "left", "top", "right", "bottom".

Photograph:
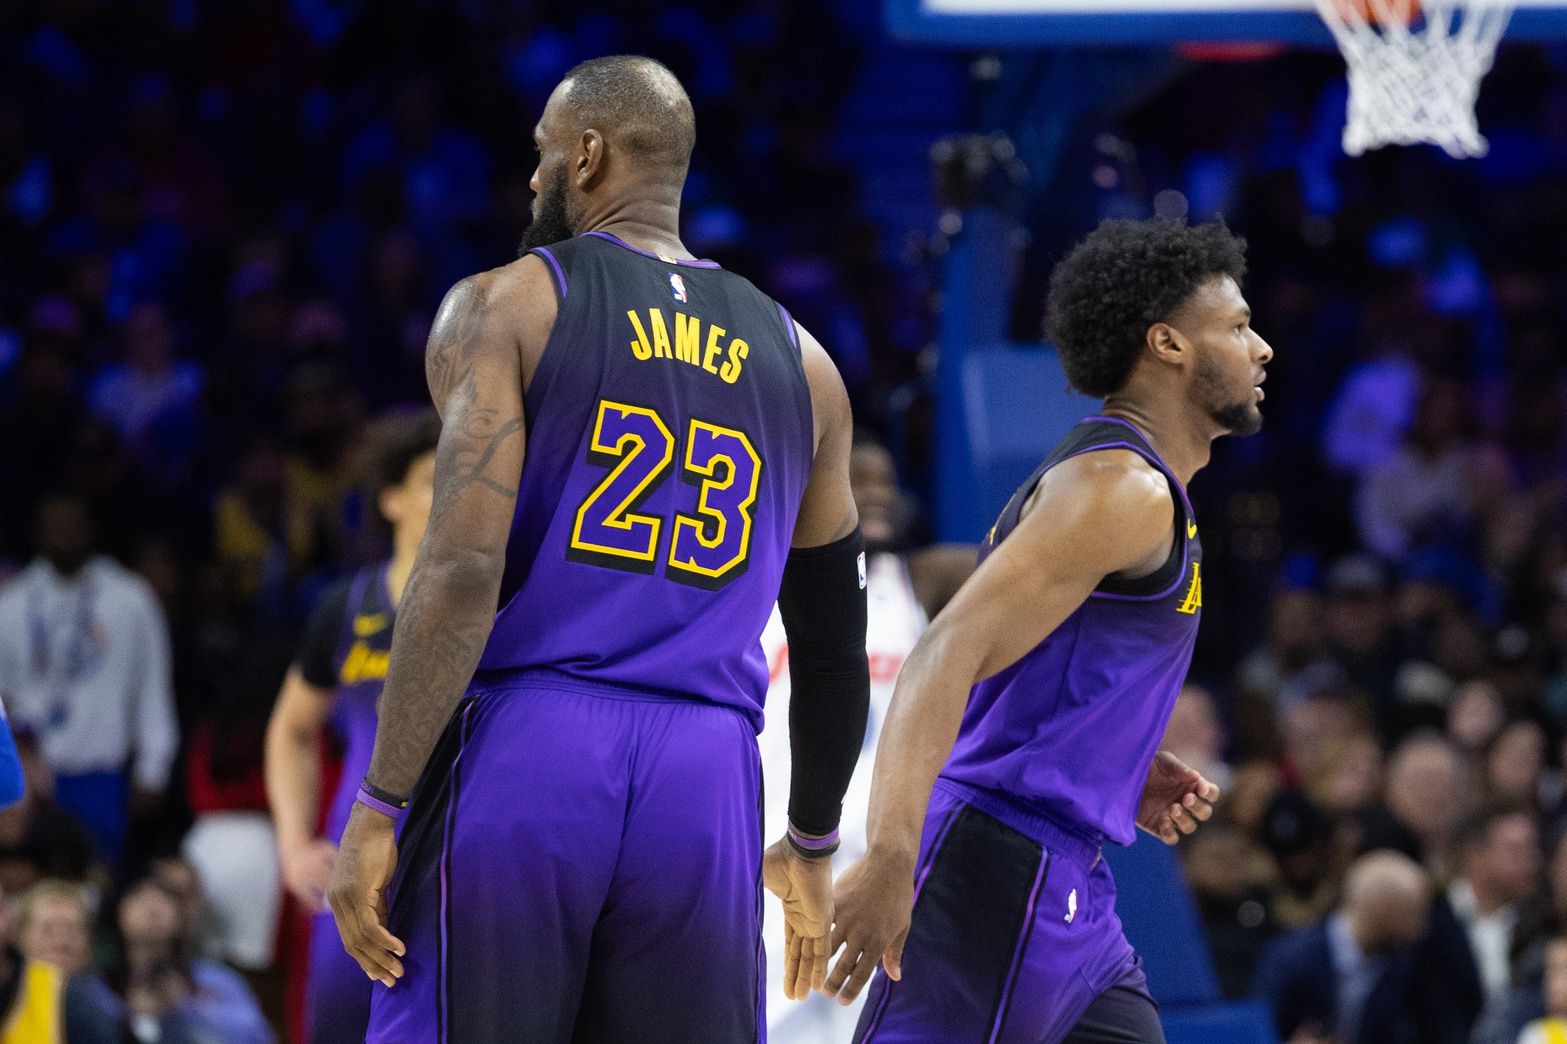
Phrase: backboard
[{"left": 887, "top": 0, "right": 1567, "bottom": 45}]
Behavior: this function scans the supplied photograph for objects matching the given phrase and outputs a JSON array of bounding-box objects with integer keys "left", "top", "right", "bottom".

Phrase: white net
[{"left": 1313, "top": 0, "right": 1517, "bottom": 158}]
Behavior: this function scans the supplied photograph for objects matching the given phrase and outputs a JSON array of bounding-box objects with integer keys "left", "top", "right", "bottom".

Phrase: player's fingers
[
  {"left": 784, "top": 924, "right": 804, "bottom": 1000},
  {"left": 808, "top": 926, "right": 830, "bottom": 994},
  {"left": 885, "top": 926, "right": 909, "bottom": 981},
  {"left": 1170, "top": 802, "right": 1196, "bottom": 831},
  {"left": 1190, "top": 798, "right": 1215, "bottom": 822},
  {"left": 339, "top": 907, "right": 397, "bottom": 987},
  {"left": 829, "top": 921, "right": 848, "bottom": 956},
  {"left": 1199, "top": 778, "right": 1220, "bottom": 802},
  {"left": 840, "top": 949, "right": 880, "bottom": 1002},
  {"left": 825, "top": 944, "right": 864, "bottom": 996},
  {"left": 353, "top": 905, "right": 405, "bottom": 981}
]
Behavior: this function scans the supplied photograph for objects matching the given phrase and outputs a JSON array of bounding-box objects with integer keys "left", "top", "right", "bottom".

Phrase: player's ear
[
  {"left": 1145, "top": 321, "right": 1188, "bottom": 369},
  {"left": 578, "top": 130, "right": 606, "bottom": 188}
]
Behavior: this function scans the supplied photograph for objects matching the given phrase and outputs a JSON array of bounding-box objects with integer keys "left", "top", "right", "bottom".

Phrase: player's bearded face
[
  {"left": 1195, "top": 345, "right": 1263, "bottom": 436},
  {"left": 522, "top": 162, "right": 577, "bottom": 250}
]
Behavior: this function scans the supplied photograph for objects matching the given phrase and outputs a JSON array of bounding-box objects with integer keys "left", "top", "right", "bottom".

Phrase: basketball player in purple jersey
[
  {"left": 826, "top": 219, "right": 1272, "bottom": 1043},
  {"left": 264, "top": 410, "right": 439, "bottom": 1044},
  {"left": 328, "top": 55, "right": 871, "bottom": 1042}
]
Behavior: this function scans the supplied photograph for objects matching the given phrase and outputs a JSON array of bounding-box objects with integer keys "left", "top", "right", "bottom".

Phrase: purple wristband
[
  {"left": 787, "top": 824, "right": 840, "bottom": 852},
  {"left": 356, "top": 784, "right": 405, "bottom": 819}
]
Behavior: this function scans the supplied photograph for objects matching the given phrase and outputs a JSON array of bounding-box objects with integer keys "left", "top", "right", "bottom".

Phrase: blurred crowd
[
  {"left": 1, "top": 0, "right": 1566, "bottom": 1041},
  {"left": 1101, "top": 47, "right": 1567, "bottom": 1044}
]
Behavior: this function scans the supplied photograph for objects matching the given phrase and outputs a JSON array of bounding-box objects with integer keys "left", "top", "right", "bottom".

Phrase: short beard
[
  {"left": 519, "top": 173, "right": 576, "bottom": 252},
  {"left": 1196, "top": 352, "right": 1263, "bottom": 436}
]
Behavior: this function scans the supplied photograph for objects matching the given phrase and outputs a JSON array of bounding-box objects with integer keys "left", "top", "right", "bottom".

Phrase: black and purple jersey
[
  {"left": 295, "top": 563, "right": 396, "bottom": 844},
  {"left": 476, "top": 232, "right": 813, "bottom": 730},
  {"left": 941, "top": 416, "right": 1203, "bottom": 847}
]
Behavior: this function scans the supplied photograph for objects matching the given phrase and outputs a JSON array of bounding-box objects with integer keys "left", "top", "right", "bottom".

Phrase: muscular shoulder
[
  {"left": 1020, "top": 449, "right": 1174, "bottom": 567},
  {"left": 428, "top": 257, "right": 558, "bottom": 402}
]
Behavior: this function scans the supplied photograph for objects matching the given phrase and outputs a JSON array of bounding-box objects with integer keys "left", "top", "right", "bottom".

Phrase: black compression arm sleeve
[{"left": 778, "top": 527, "right": 870, "bottom": 838}]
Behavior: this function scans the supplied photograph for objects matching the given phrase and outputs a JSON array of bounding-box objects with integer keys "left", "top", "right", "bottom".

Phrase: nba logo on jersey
[
  {"left": 857, "top": 551, "right": 867, "bottom": 590},
  {"left": 669, "top": 273, "right": 688, "bottom": 303}
]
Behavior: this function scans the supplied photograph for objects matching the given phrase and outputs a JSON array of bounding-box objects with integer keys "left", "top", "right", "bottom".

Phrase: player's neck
[
  {"left": 385, "top": 547, "right": 417, "bottom": 606},
  {"left": 1097, "top": 399, "right": 1210, "bottom": 487},
  {"left": 582, "top": 198, "right": 691, "bottom": 260}
]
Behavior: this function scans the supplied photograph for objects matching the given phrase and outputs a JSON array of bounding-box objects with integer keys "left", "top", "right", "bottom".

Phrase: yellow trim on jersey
[{"left": 571, "top": 401, "right": 676, "bottom": 563}]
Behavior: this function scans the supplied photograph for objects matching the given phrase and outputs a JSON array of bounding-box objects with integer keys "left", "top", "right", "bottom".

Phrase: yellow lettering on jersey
[
  {"left": 719, "top": 339, "right": 748, "bottom": 384},
  {"left": 675, "top": 313, "right": 702, "bottom": 366},
  {"left": 627, "top": 310, "right": 653, "bottom": 361},
  {"left": 340, "top": 641, "right": 390, "bottom": 683},
  {"left": 1176, "top": 561, "right": 1202, "bottom": 615},
  {"left": 702, "top": 323, "right": 727, "bottom": 375},
  {"left": 353, "top": 613, "right": 387, "bottom": 637},
  {"left": 649, "top": 309, "right": 672, "bottom": 359}
]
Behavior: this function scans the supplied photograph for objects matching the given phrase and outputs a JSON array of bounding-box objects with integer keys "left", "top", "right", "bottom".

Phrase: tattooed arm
[{"left": 329, "top": 256, "right": 557, "bottom": 985}]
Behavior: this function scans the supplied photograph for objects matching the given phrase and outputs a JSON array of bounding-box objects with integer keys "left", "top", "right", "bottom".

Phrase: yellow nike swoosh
[
  {"left": 354, "top": 613, "right": 389, "bottom": 637},
  {"left": 1187, "top": 521, "right": 1198, "bottom": 539}
]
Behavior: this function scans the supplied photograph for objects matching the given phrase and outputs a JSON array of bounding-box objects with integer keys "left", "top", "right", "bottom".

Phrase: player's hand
[
  {"left": 824, "top": 851, "right": 913, "bottom": 1005},
  {"left": 282, "top": 837, "right": 338, "bottom": 912},
  {"left": 763, "top": 837, "right": 834, "bottom": 1000},
  {"left": 328, "top": 804, "right": 406, "bottom": 987},
  {"left": 1136, "top": 750, "right": 1219, "bottom": 844}
]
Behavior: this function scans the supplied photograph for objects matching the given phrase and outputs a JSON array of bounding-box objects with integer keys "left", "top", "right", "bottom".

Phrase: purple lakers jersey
[
  {"left": 476, "top": 232, "right": 814, "bottom": 731},
  {"left": 941, "top": 417, "right": 1203, "bottom": 846},
  {"left": 315, "top": 564, "right": 396, "bottom": 843}
]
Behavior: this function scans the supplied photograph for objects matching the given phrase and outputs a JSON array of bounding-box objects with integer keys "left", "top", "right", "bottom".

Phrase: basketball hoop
[{"left": 1313, "top": 0, "right": 1517, "bottom": 158}]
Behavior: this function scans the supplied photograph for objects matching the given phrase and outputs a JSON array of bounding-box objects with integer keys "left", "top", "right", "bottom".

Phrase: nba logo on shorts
[
  {"left": 670, "top": 273, "right": 688, "bottom": 303},
  {"left": 1065, "top": 888, "right": 1077, "bottom": 923}
]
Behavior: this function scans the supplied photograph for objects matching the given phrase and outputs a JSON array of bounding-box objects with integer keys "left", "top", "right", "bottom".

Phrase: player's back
[{"left": 477, "top": 232, "right": 813, "bottom": 730}]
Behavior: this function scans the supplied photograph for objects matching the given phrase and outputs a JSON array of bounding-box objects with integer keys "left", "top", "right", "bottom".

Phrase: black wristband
[{"left": 360, "top": 779, "right": 409, "bottom": 809}]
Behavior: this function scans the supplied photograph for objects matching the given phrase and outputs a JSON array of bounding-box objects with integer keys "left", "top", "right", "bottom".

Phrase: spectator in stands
[
  {"left": 86, "top": 302, "right": 203, "bottom": 458},
  {"left": 1450, "top": 680, "right": 1509, "bottom": 758},
  {"left": 0, "top": 730, "right": 99, "bottom": 894},
  {"left": 0, "top": 882, "right": 122, "bottom": 1042},
  {"left": 1367, "top": 731, "right": 1471, "bottom": 869},
  {"left": 14, "top": 879, "right": 92, "bottom": 976},
  {"left": 0, "top": 495, "right": 178, "bottom": 864},
  {"left": 1486, "top": 719, "right": 1549, "bottom": 812},
  {"left": 1253, "top": 849, "right": 1430, "bottom": 1044},
  {"left": 1323, "top": 555, "right": 1403, "bottom": 733},
  {"left": 1186, "top": 822, "right": 1279, "bottom": 999},
  {"left": 1163, "top": 683, "right": 1234, "bottom": 794},
  {"left": 1423, "top": 805, "right": 1545, "bottom": 1039},
  {"left": 85, "top": 876, "right": 273, "bottom": 1044},
  {"left": 1517, "top": 937, "right": 1567, "bottom": 1044},
  {"left": 1259, "top": 788, "right": 1340, "bottom": 930},
  {"left": 1357, "top": 379, "right": 1512, "bottom": 564}
]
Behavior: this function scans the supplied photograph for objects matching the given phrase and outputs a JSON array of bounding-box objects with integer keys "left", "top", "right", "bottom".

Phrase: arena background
[{"left": 1, "top": 1, "right": 1565, "bottom": 1041}]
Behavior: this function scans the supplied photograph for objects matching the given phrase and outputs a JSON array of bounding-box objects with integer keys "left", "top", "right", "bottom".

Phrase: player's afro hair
[{"left": 1045, "top": 219, "right": 1247, "bottom": 398}]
